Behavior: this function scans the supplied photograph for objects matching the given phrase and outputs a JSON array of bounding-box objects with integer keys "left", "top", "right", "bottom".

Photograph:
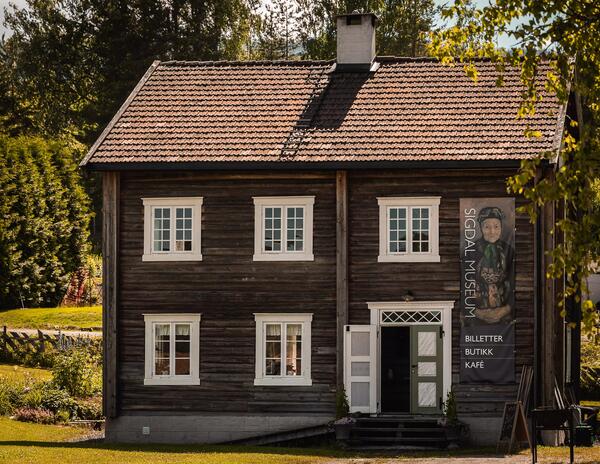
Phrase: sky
[{"left": 0, "top": 0, "right": 518, "bottom": 48}]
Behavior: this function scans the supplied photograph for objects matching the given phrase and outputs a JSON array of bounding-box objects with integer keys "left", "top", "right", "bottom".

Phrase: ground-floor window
[
  {"left": 143, "top": 313, "right": 201, "bottom": 385},
  {"left": 254, "top": 313, "right": 312, "bottom": 386}
]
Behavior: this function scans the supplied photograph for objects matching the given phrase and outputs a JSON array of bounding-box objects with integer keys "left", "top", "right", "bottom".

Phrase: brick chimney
[{"left": 336, "top": 12, "right": 378, "bottom": 71}]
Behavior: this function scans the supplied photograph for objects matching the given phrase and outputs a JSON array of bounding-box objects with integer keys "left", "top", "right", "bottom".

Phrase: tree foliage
[
  {"left": 428, "top": 0, "right": 600, "bottom": 333},
  {"left": 1, "top": 0, "right": 254, "bottom": 143},
  {"left": 0, "top": 135, "right": 91, "bottom": 309},
  {"left": 296, "top": 0, "right": 437, "bottom": 60}
]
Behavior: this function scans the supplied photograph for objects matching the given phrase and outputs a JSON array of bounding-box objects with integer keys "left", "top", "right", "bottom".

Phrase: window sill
[
  {"left": 378, "top": 254, "right": 441, "bottom": 263},
  {"left": 254, "top": 377, "right": 312, "bottom": 386},
  {"left": 142, "top": 253, "right": 203, "bottom": 262},
  {"left": 144, "top": 377, "right": 200, "bottom": 386},
  {"left": 253, "top": 253, "right": 314, "bottom": 262}
]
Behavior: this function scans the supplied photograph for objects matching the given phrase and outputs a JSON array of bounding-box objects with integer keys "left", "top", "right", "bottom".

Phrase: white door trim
[{"left": 367, "top": 300, "right": 454, "bottom": 414}]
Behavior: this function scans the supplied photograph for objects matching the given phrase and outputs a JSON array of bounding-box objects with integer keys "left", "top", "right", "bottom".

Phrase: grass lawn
[
  {"left": 0, "top": 417, "right": 599, "bottom": 464},
  {"left": 0, "top": 306, "right": 101, "bottom": 331},
  {"left": 0, "top": 363, "right": 52, "bottom": 382}
]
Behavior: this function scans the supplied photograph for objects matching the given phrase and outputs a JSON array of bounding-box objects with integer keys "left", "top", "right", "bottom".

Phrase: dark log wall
[
  {"left": 116, "top": 168, "right": 536, "bottom": 418},
  {"left": 117, "top": 171, "right": 337, "bottom": 414},
  {"left": 347, "top": 169, "right": 534, "bottom": 417}
]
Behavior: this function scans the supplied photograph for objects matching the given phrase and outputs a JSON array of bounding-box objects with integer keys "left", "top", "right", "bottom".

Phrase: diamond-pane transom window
[{"left": 381, "top": 310, "right": 442, "bottom": 324}]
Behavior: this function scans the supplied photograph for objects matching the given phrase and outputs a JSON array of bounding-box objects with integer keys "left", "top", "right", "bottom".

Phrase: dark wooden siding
[
  {"left": 116, "top": 167, "right": 536, "bottom": 418},
  {"left": 117, "top": 171, "right": 337, "bottom": 414},
  {"left": 347, "top": 169, "right": 534, "bottom": 417}
]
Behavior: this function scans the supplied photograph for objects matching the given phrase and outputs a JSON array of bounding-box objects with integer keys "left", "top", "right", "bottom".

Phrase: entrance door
[
  {"left": 410, "top": 325, "right": 443, "bottom": 414},
  {"left": 380, "top": 326, "right": 410, "bottom": 413},
  {"left": 344, "top": 325, "right": 377, "bottom": 414}
]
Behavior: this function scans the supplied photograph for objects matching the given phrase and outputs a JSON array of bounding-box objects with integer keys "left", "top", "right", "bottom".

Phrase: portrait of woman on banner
[{"left": 472, "top": 206, "right": 515, "bottom": 325}]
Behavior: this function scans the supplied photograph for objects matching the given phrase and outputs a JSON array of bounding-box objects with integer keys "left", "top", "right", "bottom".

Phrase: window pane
[
  {"left": 175, "top": 358, "right": 190, "bottom": 375},
  {"left": 286, "top": 324, "right": 302, "bottom": 376},
  {"left": 265, "top": 323, "right": 282, "bottom": 376},
  {"left": 153, "top": 208, "right": 171, "bottom": 252},
  {"left": 285, "top": 207, "right": 304, "bottom": 252},
  {"left": 411, "top": 207, "right": 430, "bottom": 253},
  {"left": 264, "top": 207, "right": 282, "bottom": 252},
  {"left": 155, "top": 358, "right": 170, "bottom": 376},
  {"left": 388, "top": 207, "right": 407, "bottom": 254},
  {"left": 175, "top": 207, "right": 193, "bottom": 252},
  {"left": 266, "top": 359, "right": 281, "bottom": 376},
  {"left": 154, "top": 323, "right": 170, "bottom": 375}
]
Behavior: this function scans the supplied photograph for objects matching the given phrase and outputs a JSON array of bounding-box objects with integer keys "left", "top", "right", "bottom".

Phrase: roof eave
[
  {"left": 80, "top": 60, "right": 162, "bottom": 168},
  {"left": 84, "top": 158, "right": 543, "bottom": 172}
]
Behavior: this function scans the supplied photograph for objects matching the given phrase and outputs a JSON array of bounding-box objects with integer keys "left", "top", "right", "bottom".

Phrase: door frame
[{"left": 367, "top": 301, "right": 454, "bottom": 415}]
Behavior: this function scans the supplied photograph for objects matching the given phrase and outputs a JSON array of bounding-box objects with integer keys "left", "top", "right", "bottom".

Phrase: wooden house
[{"left": 81, "top": 13, "right": 575, "bottom": 446}]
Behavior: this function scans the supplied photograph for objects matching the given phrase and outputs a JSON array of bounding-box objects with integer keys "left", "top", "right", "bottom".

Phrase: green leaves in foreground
[{"left": 429, "top": 0, "right": 600, "bottom": 334}]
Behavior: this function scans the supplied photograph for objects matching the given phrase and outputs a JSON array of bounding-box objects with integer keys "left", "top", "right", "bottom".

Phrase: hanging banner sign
[{"left": 460, "top": 198, "right": 516, "bottom": 383}]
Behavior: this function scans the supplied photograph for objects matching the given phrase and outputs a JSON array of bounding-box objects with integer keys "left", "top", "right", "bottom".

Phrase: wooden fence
[{"left": 1, "top": 326, "right": 101, "bottom": 357}]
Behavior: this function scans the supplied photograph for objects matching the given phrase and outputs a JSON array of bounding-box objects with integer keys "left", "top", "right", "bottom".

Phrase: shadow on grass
[{"left": 0, "top": 440, "right": 504, "bottom": 459}]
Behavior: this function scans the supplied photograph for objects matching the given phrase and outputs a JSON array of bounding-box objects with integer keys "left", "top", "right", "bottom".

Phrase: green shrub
[
  {"left": 335, "top": 385, "right": 350, "bottom": 419},
  {"left": 0, "top": 135, "right": 92, "bottom": 309},
  {"left": 20, "top": 385, "right": 45, "bottom": 409},
  {"left": 13, "top": 407, "right": 56, "bottom": 424},
  {"left": 74, "top": 397, "right": 103, "bottom": 420},
  {"left": 52, "top": 347, "right": 101, "bottom": 397},
  {"left": 443, "top": 390, "right": 458, "bottom": 423},
  {"left": 40, "top": 385, "right": 78, "bottom": 417},
  {"left": 0, "top": 336, "right": 58, "bottom": 368},
  {"left": 55, "top": 409, "right": 71, "bottom": 423},
  {"left": 0, "top": 380, "right": 20, "bottom": 415},
  {"left": 581, "top": 341, "right": 600, "bottom": 400}
]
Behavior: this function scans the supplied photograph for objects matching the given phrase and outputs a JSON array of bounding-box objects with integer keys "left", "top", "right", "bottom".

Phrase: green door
[{"left": 410, "top": 325, "right": 443, "bottom": 414}]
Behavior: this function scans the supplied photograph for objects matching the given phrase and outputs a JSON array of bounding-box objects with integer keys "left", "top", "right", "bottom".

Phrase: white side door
[{"left": 344, "top": 325, "right": 377, "bottom": 414}]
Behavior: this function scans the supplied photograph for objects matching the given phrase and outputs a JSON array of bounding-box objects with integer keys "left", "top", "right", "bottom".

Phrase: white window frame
[
  {"left": 254, "top": 313, "right": 313, "bottom": 386},
  {"left": 143, "top": 313, "right": 201, "bottom": 386},
  {"left": 142, "top": 197, "right": 203, "bottom": 262},
  {"left": 252, "top": 196, "right": 315, "bottom": 261},
  {"left": 377, "top": 196, "right": 441, "bottom": 263}
]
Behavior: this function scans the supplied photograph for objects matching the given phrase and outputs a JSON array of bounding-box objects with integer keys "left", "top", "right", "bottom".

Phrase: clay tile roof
[{"left": 80, "top": 57, "right": 565, "bottom": 168}]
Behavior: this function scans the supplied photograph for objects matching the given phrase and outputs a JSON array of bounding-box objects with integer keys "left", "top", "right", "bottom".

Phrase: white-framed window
[
  {"left": 377, "top": 197, "right": 441, "bottom": 263},
  {"left": 142, "top": 197, "right": 203, "bottom": 261},
  {"left": 143, "top": 313, "right": 201, "bottom": 385},
  {"left": 254, "top": 313, "right": 312, "bottom": 386},
  {"left": 253, "top": 196, "right": 314, "bottom": 261}
]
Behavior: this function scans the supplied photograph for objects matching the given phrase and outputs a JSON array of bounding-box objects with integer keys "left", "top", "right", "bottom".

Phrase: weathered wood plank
[
  {"left": 103, "top": 171, "right": 119, "bottom": 418},
  {"left": 336, "top": 170, "right": 348, "bottom": 387}
]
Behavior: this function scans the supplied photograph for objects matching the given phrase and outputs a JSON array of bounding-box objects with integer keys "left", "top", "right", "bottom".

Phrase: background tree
[
  {"left": 0, "top": 135, "right": 91, "bottom": 309},
  {"left": 1, "top": 0, "right": 253, "bottom": 144},
  {"left": 429, "top": 0, "right": 600, "bottom": 333},
  {"left": 252, "top": 0, "right": 299, "bottom": 60},
  {"left": 296, "top": 0, "right": 437, "bottom": 59}
]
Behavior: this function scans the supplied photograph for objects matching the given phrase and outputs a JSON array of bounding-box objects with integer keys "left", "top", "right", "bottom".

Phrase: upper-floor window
[
  {"left": 377, "top": 197, "right": 441, "bottom": 263},
  {"left": 253, "top": 196, "right": 314, "bottom": 261},
  {"left": 143, "top": 313, "right": 201, "bottom": 385},
  {"left": 142, "top": 197, "right": 203, "bottom": 261}
]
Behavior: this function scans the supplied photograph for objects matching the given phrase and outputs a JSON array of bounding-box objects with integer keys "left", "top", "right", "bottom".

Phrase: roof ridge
[{"left": 160, "top": 59, "right": 335, "bottom": 67}]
